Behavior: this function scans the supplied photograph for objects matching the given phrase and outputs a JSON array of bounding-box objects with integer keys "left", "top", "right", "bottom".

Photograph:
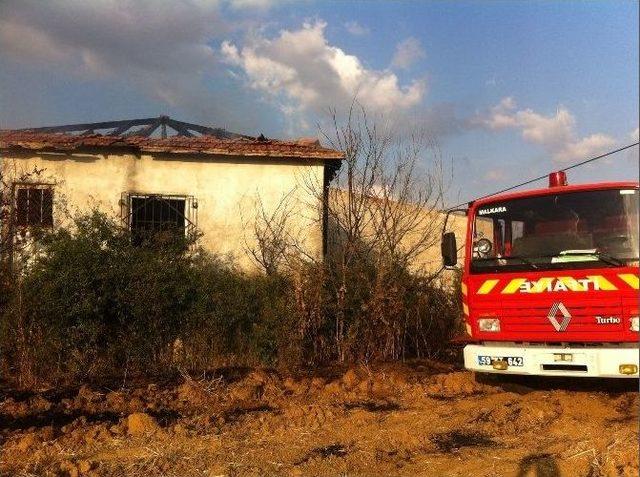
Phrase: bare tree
[
  {"left": 300, "top": 103, "right": 454, "bottom": 361},
  {"left": 243, "top": 189, "right": 302, "bottom": 275},
  {"left": 297, "top": 102, "right": 453, "bottom": 273},
  {"left": 243, "top": 103, "right": 457, "bottom": 363}
]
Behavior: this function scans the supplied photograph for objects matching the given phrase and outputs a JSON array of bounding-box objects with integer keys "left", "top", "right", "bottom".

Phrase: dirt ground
[{"left": 1, "top": 362, "right": 638, "bottom": 477}]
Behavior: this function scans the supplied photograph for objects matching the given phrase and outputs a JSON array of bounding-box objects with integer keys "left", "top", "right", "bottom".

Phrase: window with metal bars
[
  {"left": 15, "top": 185, "right": 53, "bottom": 227},
  {"left": 128, "top": 194, "right": 191, "bottom": 245}
]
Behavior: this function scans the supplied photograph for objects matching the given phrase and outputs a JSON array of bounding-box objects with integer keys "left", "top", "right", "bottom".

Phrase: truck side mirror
[{"left": 442, "top": 232, "right": 458, "bottom": 268}]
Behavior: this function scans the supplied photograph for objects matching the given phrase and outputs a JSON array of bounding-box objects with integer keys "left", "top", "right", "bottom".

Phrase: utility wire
[{"left": 447, "top": 141, "right": 639, "bottom": 211}]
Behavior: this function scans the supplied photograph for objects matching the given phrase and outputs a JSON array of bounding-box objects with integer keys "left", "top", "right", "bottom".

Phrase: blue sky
[{"left": 0, "top": 0, "right": 637, "bottom": 202}]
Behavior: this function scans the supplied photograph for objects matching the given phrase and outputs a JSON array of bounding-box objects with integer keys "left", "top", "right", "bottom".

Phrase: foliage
[{"left": 0, "top": 209, "right": 459, "bottom": 387}]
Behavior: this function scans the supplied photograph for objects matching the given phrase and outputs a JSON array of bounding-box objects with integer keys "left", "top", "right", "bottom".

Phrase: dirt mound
[
  {"left": 424, "top": 371, "right": 495, "bottom": 399},
  {"left": 282, "top": 376, "right": 309, "bottom": 395},
  {"left": 0, "top": 364, "right": 637, "bottom": 477},
  {"left": 0, "top": 396, "right": 30, "bottom": 416},
  {"left": 176, "top": 380, "right": 217, "bottom": 408},
  {"left": 127, "top": 412, "right": 160, "bottom": 436},
  {"left": 226, "top": 369, "right": 282, "bottom": 402},
  {"left": 104, "top": 391, "right": 127, "bottom": 411}
]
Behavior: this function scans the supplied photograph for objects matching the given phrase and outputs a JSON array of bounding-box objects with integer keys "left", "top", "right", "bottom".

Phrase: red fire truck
[{"left": 442, "top": 172, "right": 639, "bottom": 377}]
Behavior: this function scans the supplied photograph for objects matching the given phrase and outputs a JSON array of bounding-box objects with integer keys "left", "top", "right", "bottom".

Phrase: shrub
[
  {"left": 0, "top": 210, "right": 460, "bottom": 387},
  {"left": 1, "top": 212, "right": 196, "bottom": 383}
]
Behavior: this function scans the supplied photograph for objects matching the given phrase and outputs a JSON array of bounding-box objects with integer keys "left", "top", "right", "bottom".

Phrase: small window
[
  {"left": 129, "top": 195, "right": 187, "bottom": 245},
  {"left": 15, "top": 186, "right": 53, "bottom": 227}
]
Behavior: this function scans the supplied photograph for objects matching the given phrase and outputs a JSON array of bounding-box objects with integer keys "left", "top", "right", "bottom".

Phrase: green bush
[
  {"left": 0, "top": 211, "right": 460, "bottom": 387},
  {"left": 2, "top": 213, "right": 192, "bottom": 382}
]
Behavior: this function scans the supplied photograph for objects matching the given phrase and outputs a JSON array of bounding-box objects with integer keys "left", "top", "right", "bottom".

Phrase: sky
[{"left": 0, "top": 0, "right": 638, "bottom": 203}]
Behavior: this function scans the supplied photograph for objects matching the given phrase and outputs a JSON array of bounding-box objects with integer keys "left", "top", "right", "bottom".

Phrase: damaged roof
[{"left": 0, "top": 131, "right": 344, "bottom": 161}]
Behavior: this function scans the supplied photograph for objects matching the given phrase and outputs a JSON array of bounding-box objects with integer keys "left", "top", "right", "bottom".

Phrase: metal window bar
[
  {"left": 120, "top": 192, "right": 198, "bottom": 241},
  {"left": 14, "top": 184, "right": 54, "bottom": 227}
]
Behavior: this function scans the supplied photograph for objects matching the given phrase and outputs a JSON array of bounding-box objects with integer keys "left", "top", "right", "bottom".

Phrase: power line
[{"left": 447, "top": 141, "right": 639, "bottom": 210}]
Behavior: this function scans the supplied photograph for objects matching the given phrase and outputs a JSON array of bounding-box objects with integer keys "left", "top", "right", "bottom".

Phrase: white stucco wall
[{"left": 1, "top": 150, "right": 328, "bottom": 271}]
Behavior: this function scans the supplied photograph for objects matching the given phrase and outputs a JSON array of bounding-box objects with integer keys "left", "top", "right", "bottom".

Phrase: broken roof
[
  {"left": 0, "top": 116, "right": 344, "bottom": 161},
  {"left": 0, "top": 131, "right": 344, "bottom": 160}
]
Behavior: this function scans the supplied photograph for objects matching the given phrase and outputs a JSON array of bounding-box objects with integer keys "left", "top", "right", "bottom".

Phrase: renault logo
[{"left": 548, "top": 302, "right": 571, "bottom": 332}]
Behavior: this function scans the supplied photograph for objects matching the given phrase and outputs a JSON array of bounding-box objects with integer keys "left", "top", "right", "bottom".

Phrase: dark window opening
[
  {"left": 130, "top": 195, "right": 187, "bottom": 245},
  {"left": 15, "top": 186, "right": 53, "bottom": 227}
]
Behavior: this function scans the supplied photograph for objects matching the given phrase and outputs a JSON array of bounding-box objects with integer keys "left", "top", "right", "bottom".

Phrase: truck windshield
[{"left": 471, "top": 188, "right": 639, "bottom": 272}]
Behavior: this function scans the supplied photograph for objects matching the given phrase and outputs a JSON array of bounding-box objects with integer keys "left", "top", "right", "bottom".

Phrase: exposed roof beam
[
  {"left": 12, "top": 116, "right": 254, "bottom": 140},
  {"left": 21, "top": 117, "right": 156, "bottom": 134},
  {"left": 108, "top": 120, "right": 139, "bottom": 136},
  {"left": 165, "top": 119, "right": 194, "bottom": 137},
  {"left": 169, "top": 118, "right": 253, "bottom": 139},
  {"left": 136, "top": 118, "right": 161, "bottom": 137}
]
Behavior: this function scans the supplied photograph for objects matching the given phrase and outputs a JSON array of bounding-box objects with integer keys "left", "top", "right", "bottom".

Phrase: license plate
[{"left": 478, "top": 356, "right": 524, "bottom": 367}]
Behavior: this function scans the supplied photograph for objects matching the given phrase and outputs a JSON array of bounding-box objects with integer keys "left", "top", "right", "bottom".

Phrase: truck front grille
[{"left": 500, "top": 299, "right": 623, "bottom": 335}]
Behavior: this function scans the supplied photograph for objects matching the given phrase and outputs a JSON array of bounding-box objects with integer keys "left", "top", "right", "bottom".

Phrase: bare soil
[{"left": 1, "top": 362, "right": 637, "bottom": 477}]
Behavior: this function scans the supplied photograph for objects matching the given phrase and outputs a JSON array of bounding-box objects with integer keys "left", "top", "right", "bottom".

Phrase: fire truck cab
[{"left": 442, "top": 172, "right": 639, "bottom": 378}]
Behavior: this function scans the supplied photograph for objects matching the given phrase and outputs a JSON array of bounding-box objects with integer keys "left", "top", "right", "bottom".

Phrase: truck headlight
[
  {"left": 630, "top": 317, "right": 639, "bottom": 332},
  {"left": 478, "top": 318, "right": 501, "bottom": 332}
]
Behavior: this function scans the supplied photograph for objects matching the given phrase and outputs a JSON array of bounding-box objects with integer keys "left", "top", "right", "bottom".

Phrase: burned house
[{"left": 0, "top": 116, "right": 343, "bottom": 270}]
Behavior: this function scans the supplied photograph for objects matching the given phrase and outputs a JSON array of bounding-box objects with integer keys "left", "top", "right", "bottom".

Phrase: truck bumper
[{"left": 464, "top": 344, "right": 640, "bottom": 378}]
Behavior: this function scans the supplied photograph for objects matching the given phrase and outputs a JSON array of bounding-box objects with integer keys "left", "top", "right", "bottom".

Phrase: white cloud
[
  {"left": 553, "top": 134, "right": 616, "bottom": 163},
  {"left": 0, "top": 2, "right": 456, "bottom": 138},
  {"left": 630, "top": 126, "right": 639, "bottom": 141},
  {"left": 391, "top": 37, "right": 426, "bottom": 69},
  {"left": 476, "top": 97, "right": 617, "bottom": 163},
  {"left": 516, "top": 108, "right": 575, "bottom": 148},
  {"left": 344, "top": 20, "right": 369, "bottom": 36},
  {"left": 221, "top": 21, "right": 426, "bottom": 126},
  {"left": 478, "top": 96, "right": 519, "bottom": 130}
]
